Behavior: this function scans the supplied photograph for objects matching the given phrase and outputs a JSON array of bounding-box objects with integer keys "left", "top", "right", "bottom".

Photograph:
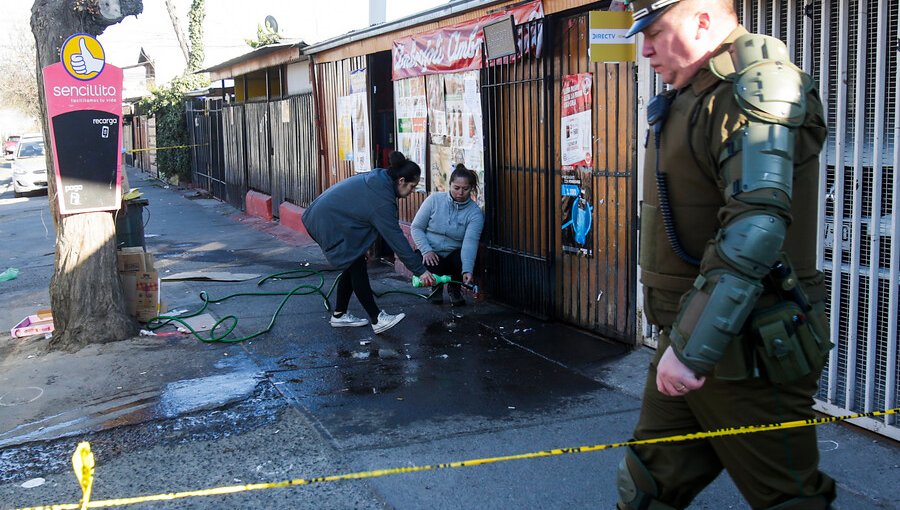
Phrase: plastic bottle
[
  {"left": 0, "top": 268, "right": 20, "bottom": 282},
  {"left": 411, "top": 274, "right": 452, "bottom": 287}
]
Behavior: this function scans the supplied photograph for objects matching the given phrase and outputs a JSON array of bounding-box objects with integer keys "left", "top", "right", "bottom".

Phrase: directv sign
[
  {"left": 588, "top": 11, "right": 635, "bottom": 63},
  {"left": 42, "top": 33, "right": 123, "bottom": 215}
]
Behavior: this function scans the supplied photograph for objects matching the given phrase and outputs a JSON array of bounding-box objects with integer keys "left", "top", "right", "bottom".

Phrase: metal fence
[
  {"left": 223, "top": 104, "right": 248, "bottom": 210},
  {"left": 269, "top": 95, "right": 318, "bottom": 208},
  {"left": 185, "top": 98, "right": 227, "bottom": 201},
  {"left": 186, "top": 93, "right": 318, "bottom": 213}
]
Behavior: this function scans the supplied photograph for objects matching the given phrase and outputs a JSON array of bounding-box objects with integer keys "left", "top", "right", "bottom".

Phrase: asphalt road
[{"left": 0, "top": 161, "right": 54, "bottom": 329}]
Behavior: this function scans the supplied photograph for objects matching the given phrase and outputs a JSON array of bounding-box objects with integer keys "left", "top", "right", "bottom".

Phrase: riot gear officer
[{"left": 617, "top": 1, "right": 836, "bottom": 508}]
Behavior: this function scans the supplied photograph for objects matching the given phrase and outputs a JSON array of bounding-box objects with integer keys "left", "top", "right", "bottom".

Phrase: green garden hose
[{"left": 146, "top": 267, "right": 451, "bottom": 344}]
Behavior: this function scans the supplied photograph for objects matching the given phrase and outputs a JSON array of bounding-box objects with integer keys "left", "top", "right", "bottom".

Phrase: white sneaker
[
  {"left": 330, "top": 313, "right": 369, "bottom": 328},
  {"left": 372, "top": 310, "right": 405, "bottom": 334}
]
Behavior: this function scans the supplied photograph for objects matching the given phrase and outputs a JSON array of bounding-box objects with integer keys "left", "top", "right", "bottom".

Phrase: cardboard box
[
  {"left": 134, "top": 270, "right": 160, "bottom": 322},
  {"left": 117, "top": 247, "right": 154, "bottom": 273},
  {"left": 120, "top": 273, "right": 137, "bottom": 316},
  {"left": 119, "top": 269, "right": 160, "bottom": 322},
  {"left": 118, "top": 248, "right": 159, "bottom": 322}
]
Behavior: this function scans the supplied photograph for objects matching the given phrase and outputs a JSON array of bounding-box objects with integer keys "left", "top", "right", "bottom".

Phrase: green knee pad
[
  {"left": 764, "top": 495, "right": 832, "bottom": 510},
  {"left": 616, "top": 446, "right": 677, "bottom": 510}
]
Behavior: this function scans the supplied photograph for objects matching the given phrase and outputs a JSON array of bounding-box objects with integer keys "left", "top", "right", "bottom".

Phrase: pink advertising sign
[{"left": 42, "top": 33, "right": 123, "bottom": 215}]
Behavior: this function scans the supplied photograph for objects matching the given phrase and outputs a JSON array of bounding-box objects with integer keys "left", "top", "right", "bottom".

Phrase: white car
[{"left": 12, "top": 135, "right": 48, "bottom": 197}]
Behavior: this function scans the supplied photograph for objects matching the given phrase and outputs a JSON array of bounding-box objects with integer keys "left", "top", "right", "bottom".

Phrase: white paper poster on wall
[
  {"left": 394, "top": 76, "right": 428, "bottom": 191},
  {"left": 560, "top": 73, "right": 593, "bottom": 168},
  {"left": 429, "top": 144, "right": 451, "bottom": 191},
  {"left": 350, "top": 69, "right": 372, "bottom": 172},
  {"left": 435, "top": 70, "right": 484, "bottom": 207},
  {"left": 337, "top": 96, "right": 353, "bottom": 161},
  {"left": 426, "top": 75, "right": 447, "bottom": 140}
]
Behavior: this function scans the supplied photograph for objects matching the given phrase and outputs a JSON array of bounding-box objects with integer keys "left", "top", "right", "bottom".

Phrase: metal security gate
[
  {"left": 732, "top": 0, "right": 900, "bottom": 441},
  {"left": 245, "top": 102, "right": 272, "bottom": 198},
  {"left": 223, "top": 104, "right": 248, "bottom": 210},
  {"left": 269, "top": 94, "right": 318, "bottom": 209},
  {"left": 552, "top": 10, "right": 637, "bottom": 343},
  {"left": 186, "top": 98, "right": 227, "bottom": 201},
  {"left": 482, "top": 18, "right": 554, "bottom": 318}
]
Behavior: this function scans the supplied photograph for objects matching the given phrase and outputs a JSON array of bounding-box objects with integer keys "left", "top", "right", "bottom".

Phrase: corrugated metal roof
[{"left": 200, "top": 39, "right": 306, "bottom": 75}]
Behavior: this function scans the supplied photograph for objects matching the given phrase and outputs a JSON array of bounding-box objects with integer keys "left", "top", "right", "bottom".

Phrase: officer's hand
[
  {"left": 422, "top": 251, "right": 440, "bottom": 266},
  {"left": 418, "top": 271, "right": 436, "bottom": 287},
  {"left": 656, "top": 346, "right": 705, "bottom": 396},
  {"left": 462, "top": 272, "right": 474, "bottom": 285}
]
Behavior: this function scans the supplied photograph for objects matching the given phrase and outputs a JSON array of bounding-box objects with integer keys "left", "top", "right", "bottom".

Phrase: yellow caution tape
[
  {"left": 70, "top": 442, "right": 94, "bottom": 510},
  {"left": 15, "top": 407, "right": 898, "bottom": 510},
  {"left": 126, "top": 144, "right": 207, "bottom": 153}
]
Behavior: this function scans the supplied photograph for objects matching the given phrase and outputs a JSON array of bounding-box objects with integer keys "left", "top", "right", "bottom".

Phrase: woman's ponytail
[{"left": 385, "top": 151, "right": 421, "bottom": 182}]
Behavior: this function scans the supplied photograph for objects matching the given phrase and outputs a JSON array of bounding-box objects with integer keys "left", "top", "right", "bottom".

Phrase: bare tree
[
  {"left": 163, "top": 0, "right": 191, "bottom": 66},
  {"left": 0, "top": 25, "right": 40, "bottom": 120},
  {"left": 31, "top": 0, "right": 144, "bottom": 350}
]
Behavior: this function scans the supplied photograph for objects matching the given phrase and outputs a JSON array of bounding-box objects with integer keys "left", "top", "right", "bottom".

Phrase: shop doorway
[
  {"left": 481, "top": 10, "right": 637, "bottom": 343},
  {"left": 481, "top": 17, "right": 554, "bottom": 318}
]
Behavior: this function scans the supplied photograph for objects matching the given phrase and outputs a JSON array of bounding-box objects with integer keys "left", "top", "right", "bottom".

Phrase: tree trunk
[{"left": 31, "top": 0, "right": 144, "bottom": 350}]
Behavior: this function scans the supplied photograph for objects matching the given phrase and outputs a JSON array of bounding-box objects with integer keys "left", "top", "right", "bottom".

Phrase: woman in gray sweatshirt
[
  {"left": 411, "top": 164, "right": 484, "bottom": 306},
  {"left": 302, "top": 152, "right": 436, "bottom": 334}
]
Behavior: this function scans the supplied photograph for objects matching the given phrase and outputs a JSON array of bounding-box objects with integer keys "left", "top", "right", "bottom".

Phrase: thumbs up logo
[{"left": 61, "top": 34, "right": 106, "bottom": 80}]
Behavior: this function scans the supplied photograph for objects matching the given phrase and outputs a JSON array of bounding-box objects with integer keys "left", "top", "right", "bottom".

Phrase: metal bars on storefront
[
  {"left": 748, "top": 0, "right": 898, "bottom": 440},
  {"left": 481, "top": 18, "right": 554, "bottom": 318}
]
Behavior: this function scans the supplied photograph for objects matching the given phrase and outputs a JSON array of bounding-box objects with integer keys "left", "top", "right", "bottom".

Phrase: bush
[{"left": 137, "top": 74, "right": 209, "bottom": 183}]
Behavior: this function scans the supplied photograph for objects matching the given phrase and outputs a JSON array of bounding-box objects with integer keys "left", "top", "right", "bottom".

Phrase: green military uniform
[{"left": 618, "top": 8, "right": 837, "bottom": 509}]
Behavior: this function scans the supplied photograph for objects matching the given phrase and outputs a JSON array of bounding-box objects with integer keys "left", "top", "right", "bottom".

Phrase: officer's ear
[{"left": 694, "top": 12, "right": 711, "bottom": 39}]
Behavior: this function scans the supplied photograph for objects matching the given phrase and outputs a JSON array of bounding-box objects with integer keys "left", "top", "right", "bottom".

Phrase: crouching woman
[
  {"left": 302, "top": 152, "right": 436, "bottom": 334},
  {"left": 411, "top": 164, "right": 484, "bottom": 306}
]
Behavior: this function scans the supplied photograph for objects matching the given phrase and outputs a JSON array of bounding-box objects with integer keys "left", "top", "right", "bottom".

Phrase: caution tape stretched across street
[{"left": 15, "top": 407, "right": 898, "bottom": 510}]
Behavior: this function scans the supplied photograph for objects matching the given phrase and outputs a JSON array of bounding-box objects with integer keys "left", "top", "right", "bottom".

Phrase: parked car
[
  {"left": 4, "top": 135, "right": 20, "bottom": 158},
  {"left": 11, "top": 135, "right": 48, "bottom": 197}
]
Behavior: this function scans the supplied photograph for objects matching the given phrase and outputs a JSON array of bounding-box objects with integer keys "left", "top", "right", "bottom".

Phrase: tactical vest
[{"left": 640, "top": 26, "right": 828, "bottom": 323}]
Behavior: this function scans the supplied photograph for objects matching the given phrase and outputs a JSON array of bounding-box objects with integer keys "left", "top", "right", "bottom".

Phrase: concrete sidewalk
[{"left": 0, "top": 166, "right": 897, "bottom": 509}]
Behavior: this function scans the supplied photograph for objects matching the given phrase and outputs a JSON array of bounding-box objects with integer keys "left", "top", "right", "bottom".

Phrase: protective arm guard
[{"left": 668, "top": 34, "right": 807, "bottom": 375}]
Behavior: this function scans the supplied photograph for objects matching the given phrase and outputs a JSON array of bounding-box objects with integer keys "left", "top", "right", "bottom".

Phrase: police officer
[{"left": 618, "top": 0, "right": 836, "bottom": 508}]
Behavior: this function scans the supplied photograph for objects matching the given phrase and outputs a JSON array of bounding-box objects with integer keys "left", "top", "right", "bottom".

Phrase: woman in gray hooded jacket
[{"left": 302, "top": 152, "right": 436, "bottom": 334}]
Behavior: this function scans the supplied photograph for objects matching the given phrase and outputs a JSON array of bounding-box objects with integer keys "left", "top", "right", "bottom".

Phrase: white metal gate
[{"left": 636, "top": 0, "right": 899, "bottom": 441}]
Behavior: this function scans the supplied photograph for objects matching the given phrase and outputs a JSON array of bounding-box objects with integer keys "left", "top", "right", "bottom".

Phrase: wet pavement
[{"left": 1, "top": 166, "right": 898, "bottom": 509}]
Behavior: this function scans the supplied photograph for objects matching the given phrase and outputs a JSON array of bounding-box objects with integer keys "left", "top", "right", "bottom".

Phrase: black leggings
[{"left": 334, "top": 256, "right": 380, "bottom": 321}]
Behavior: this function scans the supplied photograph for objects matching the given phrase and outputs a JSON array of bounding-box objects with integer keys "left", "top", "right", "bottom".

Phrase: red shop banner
[{"left": 392, "top": 0, "right": 544, "bottom": 80}]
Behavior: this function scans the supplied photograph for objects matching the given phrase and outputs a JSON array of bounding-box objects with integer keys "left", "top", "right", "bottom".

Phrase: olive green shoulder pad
[{"left": 710, "top": 33, "right": 814, "bottom": 127}]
